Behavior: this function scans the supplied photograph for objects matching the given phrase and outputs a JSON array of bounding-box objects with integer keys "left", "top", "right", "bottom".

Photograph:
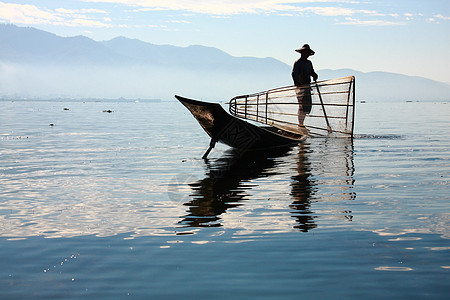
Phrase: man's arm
[{"left": 311, "top": 62, "right": 318, "bottom": 81}]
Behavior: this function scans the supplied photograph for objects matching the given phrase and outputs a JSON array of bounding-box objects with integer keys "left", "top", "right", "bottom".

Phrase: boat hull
[{"left": 175, "top": 95, "right": 303, "bottom": 152}]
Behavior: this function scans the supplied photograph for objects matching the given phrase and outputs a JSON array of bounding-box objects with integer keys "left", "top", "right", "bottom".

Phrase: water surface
[{"left": 0, "top": 100, "right": 449, "bottom": 298}]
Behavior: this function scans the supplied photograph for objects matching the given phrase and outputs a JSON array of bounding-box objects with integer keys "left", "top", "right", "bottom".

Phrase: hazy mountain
[
  {"left": 0, "top": 24, "right": 133, "bottom": 65},
  {"left": 319, "top": 69, "right": 450, "bottom": 101},
  {"left": 101, "top": 37, "right": 287, "bottom": 73},
  {"left": 1, "top": 24, "right": 449, "bottom": 101}
]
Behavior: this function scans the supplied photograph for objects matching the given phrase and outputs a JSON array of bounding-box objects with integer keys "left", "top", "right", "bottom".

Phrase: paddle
[
  {"left": 202, "top": 138, "right": 217, "bottom": 159},
  {"left": 315, "top": 81, "right": 332, "bottom": 133}
]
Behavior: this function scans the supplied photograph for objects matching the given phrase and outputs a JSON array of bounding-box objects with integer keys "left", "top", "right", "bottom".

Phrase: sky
[{"left": 1, "top": 0, "right": 450, "bottom": 83}]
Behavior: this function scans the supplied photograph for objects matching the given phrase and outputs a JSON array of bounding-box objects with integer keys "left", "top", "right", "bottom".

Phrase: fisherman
[{"left": 292, "top": 44, "right": 318, "bottom": 126}]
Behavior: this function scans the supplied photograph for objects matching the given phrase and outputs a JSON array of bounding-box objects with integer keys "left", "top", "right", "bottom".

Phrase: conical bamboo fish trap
[{"left": 229, "top": 76, "right": 355, "bottom": 138}]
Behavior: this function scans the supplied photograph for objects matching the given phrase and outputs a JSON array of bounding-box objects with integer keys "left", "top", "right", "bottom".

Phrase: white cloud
[
  {"left": 85, "top": 0, "right": 365, "bottom": 15},
  {"left": 0, "top": 1, "right": 62, "bottom": 24},
  {"left": 55, "top": 8, "right": 74, "bottom": 14},
  {"left": 144, "top": 24, "right": 168, "bottom": 28},
  {"left": 296, "top": 6, "right": 356, "bottom": 16},
  {"left": 0, "top": 1, "right": 111, "bottom": 27},
  {"left": 84, "top": 0, "right": 410, "bottom": 26},
  {"left": 127, "top": 7, "right": 166, "bottom": 13},
  {"left": 79, "top": 8, "right": 108, "bottom": 14},
  {"left": 211, "top": 15, "right": 232, "bottom": 19},
  {"left": 337, "top": 17, "right": 405, "bottom": 26},
  {"left": 1, "top": 0, "right": 432, "bottom": 28},
  {"left": 61, "top": 18, "right": 112, "bottom": 27},
  {"left": 55, "top": 8, "right": 108, "bottom": 14},
  {"left": 166, "top": 20, "right": 191, "bottom": 24},
  {"left": 434, "top": 14, "right": 450, "bottom": 21},
  {"left": 426, "top": 14, "right": 450, "bottom": 24}
]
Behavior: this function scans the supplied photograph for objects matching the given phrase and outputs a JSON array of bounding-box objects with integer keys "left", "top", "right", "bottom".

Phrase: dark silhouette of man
[{"left": 292, "top": 44, "right": 318, "bottom": 126}]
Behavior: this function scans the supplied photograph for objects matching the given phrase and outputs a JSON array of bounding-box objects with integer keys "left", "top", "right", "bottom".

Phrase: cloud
[
  {"left": 55, "top": 8, "right": 108, "bottom": 14},
  {"left": 0, "top": 1, "right": 111, "bottom": 27},
  {"left": 434, "top": 14, "right": 450, "bottom": 21},
  {"left": 1, "top": 0, "right": 429, "bottom": 28},
  {"left": 166, "top": 20, "right": 191, "bottom": 24},
  {"left": 60, "top": 18, "right": 112, "bottom": 28},
  {"left": 84, "top": 0, "right": 410, "bottom": 25},
  {"left": 0, "top": 1, "right": 62, "bottom": 24},
  {"left": 295, "top": 6, "right": 357, "bottom": 16},
  {"left": 426, "top": 14, "right": 450, "bottom": 24},
  {"left": 84, "top": 0, "right": 365, "bottom": 16},
  {"left": 337, "top": 17, "right": 405, "bottom": 26}
]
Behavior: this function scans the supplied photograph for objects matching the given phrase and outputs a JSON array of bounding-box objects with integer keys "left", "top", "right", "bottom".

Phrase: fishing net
[{"left": 229, "top": 76, "right": 355, "bottom": 137}]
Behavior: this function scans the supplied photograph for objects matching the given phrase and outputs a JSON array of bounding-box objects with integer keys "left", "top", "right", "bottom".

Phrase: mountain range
[{"left": 1, "top": 24, "right": 449, "bottom": 101}]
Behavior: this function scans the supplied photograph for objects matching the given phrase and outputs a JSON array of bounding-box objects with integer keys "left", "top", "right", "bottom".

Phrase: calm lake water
[{"left": 1, "top": 99, "right": 449, "bottom": 299}]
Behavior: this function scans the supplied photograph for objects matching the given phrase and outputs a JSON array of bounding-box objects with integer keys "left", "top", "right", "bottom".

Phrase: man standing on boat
[{"left": 292, "top": 44, "right": 318, "bottom": 126}]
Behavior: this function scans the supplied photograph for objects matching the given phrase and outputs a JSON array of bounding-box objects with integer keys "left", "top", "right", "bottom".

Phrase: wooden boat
[
  {"left": 175, "top": 96, "right": 303, "bottom": 158},
  {"left": 176, "top": 76, "right": 355, "bottom": 158}
]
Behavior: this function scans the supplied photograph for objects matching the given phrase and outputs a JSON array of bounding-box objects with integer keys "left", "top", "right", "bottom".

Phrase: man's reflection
[
  {"left": 289, "top": 138, "right": 356, "bottom": 231},
  {"left": 289, "top": 143, "right": 316, "bottom": 232}
]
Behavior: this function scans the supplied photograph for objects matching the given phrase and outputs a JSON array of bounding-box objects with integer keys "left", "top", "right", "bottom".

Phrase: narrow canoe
[{"left": 175, "top": 95, "right": 304, "bottom": 153}]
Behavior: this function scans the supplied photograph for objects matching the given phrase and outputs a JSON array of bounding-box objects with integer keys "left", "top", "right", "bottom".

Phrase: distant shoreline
[
  {"left": 1, "top": 98, "right": 447, "bottom": 103},
  {"left": 0, "top": 98, "right": 162, "bottom": 103}
]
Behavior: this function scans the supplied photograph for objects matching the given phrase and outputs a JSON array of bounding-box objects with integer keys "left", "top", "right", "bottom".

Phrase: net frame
[{"left": 229, "top": 76, "right": 355, "bottom": 138}]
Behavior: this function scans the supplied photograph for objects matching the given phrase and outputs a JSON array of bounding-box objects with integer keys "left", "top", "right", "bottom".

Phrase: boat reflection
[
  {"left": 178, "top": 146, "right": 293, "bottom": 227},
  {"left": 179, "top": 137, "right": 355, "bottom": 231}
]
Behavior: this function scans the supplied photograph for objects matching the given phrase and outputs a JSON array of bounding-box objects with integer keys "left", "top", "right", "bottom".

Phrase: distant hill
[
  {"left": 1, "top": 24, "right": 449, "bottom": 101},
  {"left": 0, "top": 24, "right": 131, "bottom": 65},
  {"left": 101, "top": 37, "right": 287, "bottom": 73},
  {"left": 319, "top": 69, "right": 450, "bottom": 101}
]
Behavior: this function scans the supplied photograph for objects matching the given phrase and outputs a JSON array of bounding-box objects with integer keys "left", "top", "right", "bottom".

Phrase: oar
[
  {"left": 202, "top": 137, "right": 217, "bottom": 159},
  {"left": 315, "top": 81, "right": 332, "bottom": 133}
]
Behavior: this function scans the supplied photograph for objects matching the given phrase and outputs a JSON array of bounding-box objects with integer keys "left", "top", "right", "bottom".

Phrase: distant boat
[{"left": 176, "top": 76, "right": 355, "bottom": 158}]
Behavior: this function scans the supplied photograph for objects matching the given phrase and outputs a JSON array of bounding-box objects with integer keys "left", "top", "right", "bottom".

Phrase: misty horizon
[{"left": 1, "top": 24, "right": 450, "bottom": 101}]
